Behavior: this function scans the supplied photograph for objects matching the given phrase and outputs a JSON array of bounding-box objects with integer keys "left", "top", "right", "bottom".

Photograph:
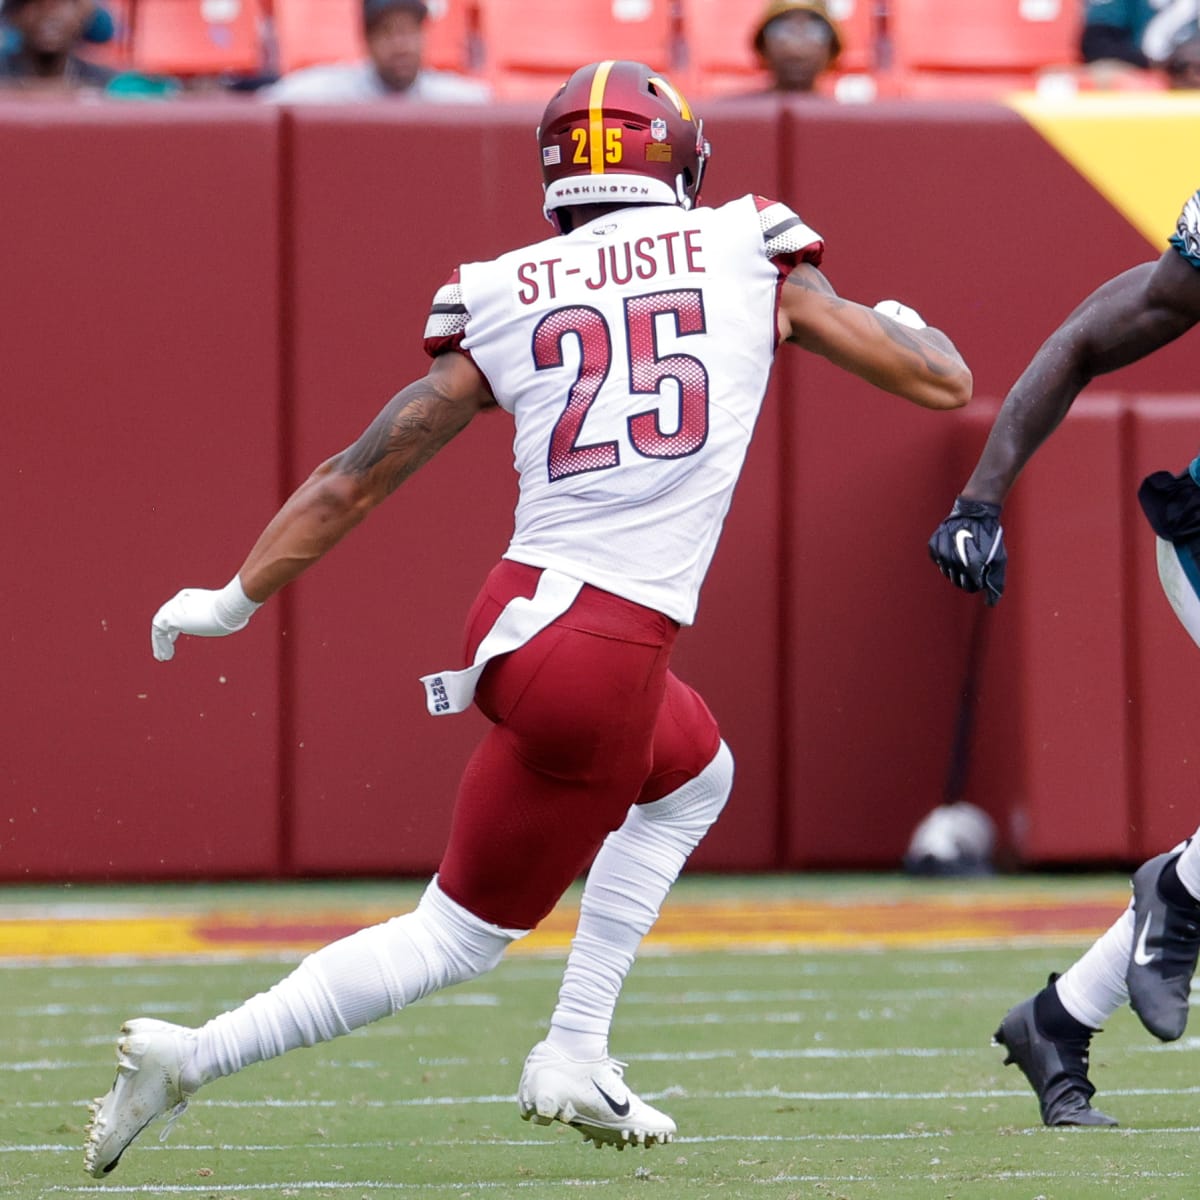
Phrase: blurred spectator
[
  {"left": 260, "top": 0, "right": 489, "bottom": 103},
  {"left": 750, "top": 0, "right": 842, "bottom": 95},
  {"left": 1082, "top": 0, "right": 1200, "bottom": 70},
  {"left": 1165, "top": 21, "right": 1200, "bottom": 87},
  {"left": 0, "top": 0, "right": 116, "bottom": 90}
]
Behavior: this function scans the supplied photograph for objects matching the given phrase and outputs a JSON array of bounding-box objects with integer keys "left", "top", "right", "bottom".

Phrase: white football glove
[
  {"left": 151, "top": 576, "right": 262, "bottom": 662},
  {"left": 873, "top": 299, "right": 927, "bottom": 330}
]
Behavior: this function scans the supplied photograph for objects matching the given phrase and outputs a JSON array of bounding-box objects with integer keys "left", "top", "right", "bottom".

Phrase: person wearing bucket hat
[
  {"left": 929, "top": 189, "right": 1200, "bottom": 1127},
  {"left": 752, "top": 0, "right": 842, "bottom": 93},
  {"left": 260, "top": 0, "right": 489, "bottom": 103}
]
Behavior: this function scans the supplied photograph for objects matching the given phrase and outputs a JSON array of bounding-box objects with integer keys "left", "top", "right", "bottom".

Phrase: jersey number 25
[{"left": 533, "top": 288, "right": 710, "bottom": 483}]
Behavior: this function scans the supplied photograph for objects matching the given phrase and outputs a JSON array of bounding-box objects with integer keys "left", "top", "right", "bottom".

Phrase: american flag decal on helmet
[{"left": 542, "top": 145, "right": 561, "bottom": 166}]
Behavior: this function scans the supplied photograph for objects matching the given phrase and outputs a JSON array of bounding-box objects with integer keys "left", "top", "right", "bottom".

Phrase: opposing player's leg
[
  {"left": 995, "top": 904, "right": 1132, "bottom": 1128},
  {"left": 1123, "top": 532, "right": 1200, "bottom": 1037},
  {"left": 85, "top": 879, "right": 524, "bottom": 1177},
  {"left": 1127, "top": 839, "right": 1200, "bottom": 1041}
]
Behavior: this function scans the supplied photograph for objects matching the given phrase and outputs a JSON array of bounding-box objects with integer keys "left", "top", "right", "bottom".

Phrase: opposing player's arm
[
  {"left": 777, "top": 263, "right": 972, "bottom": 411},
  {"left": 961, "top": 250, "right": 1200, "bottom": 506},
  {"left": 237, "top": 351, "right": 496, "bottom": 601}
]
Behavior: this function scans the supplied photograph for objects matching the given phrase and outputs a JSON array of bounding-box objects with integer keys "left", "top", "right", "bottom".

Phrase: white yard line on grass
[{"left": 14, "top": 1083, "right": 1200, "bottom": 1111}]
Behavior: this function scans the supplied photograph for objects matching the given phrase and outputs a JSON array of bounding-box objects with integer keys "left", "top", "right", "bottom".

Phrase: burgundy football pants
[{"left": 436, "top": 560, "right": 721, "bottom": 930}]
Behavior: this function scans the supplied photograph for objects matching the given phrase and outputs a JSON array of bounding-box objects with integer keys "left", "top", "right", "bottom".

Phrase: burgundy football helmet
[{"left": 537, "top": 60, "right": 711, "bottom": 232}]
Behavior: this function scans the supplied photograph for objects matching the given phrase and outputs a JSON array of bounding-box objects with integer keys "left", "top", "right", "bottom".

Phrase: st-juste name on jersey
[
  {"left": 1172, "top": 190, "right": 1200, "bottom": 269},
  {"left": 424, "top": 194, "right": 822, "bottom": 626}
]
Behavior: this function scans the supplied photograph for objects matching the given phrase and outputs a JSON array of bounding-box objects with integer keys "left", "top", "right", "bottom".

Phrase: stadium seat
[
  {"left": 270, "top": 0, "right": 363, "bottom": 74},
  {"left": 132, "top": 0, "right": 266, "bottom": 76},
  {"left": 888, "top": 0, "right": 1083, "bottom": 74},
  {"left": 421, "top": 0, "right": 476, "bottom": 74},
  {"left": 679, "top": 0, "right": 875, "bottom": 99},
  {"left": 478, "top": 0, "right": 675, "bottom": 99}
]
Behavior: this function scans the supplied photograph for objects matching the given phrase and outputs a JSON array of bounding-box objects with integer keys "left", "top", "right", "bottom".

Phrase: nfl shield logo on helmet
[{"left": 650, "top": 118, "right": 668, "bottom": 142}]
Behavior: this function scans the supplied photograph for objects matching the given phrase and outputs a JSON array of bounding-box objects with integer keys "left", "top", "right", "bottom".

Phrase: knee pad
[{"left": 630, "top": 739, "right": 733, "bottom": 847}]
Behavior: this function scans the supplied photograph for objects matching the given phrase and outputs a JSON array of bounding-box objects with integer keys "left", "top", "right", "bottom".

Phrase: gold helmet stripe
[
  {"left": 648, "top": 74, "right": 693, "bottom": 122},
  {"left": 587, "top": 60, "right": 616, "bottom": 175}
]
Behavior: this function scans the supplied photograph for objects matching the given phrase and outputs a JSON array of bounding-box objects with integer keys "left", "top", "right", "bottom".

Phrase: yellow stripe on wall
[
  {"left": 588, "top": 60, "right": 615, "bottom": 175},
  {"left": 1009, "top": 93, "right": 1200, "bottom": 251}
]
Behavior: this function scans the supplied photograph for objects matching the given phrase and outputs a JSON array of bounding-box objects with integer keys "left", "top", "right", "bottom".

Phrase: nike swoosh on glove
[{"left": 928, "top": 497, "right": 1007, "bottom": 606}]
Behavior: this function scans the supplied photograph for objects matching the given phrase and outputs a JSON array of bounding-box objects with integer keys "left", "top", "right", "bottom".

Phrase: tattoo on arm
[
  {"left": 784, "top": 264, "right": 841, "bottom": 301},
  {"left": 868, "top": 311, "right": 956, "bottom": 377},
  {"left": 338, "top": 383, "right": 472, "bottom": 496}
]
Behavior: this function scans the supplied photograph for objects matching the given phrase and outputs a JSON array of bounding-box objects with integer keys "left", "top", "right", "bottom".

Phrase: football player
[
  {"left": 929, "top": 190, "right": 1200, "bottom": 1126},
  {"left": 85, "top": 59, "right": 970, "bottom": 1178}
]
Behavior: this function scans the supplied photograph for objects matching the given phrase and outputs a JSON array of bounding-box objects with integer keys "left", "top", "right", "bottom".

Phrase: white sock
[
  {"left": 1172, "top": 833, "right": 1200, "bottom": 902},
  {"left": 184, "top": 877, "right": 526, "bottom": 1090},
  {"left": 545, "top": 740, "right": 733, "bottom": 1062},
  {"left": 1054, "top": 904, "right": 1135, "bottom": 1029}
]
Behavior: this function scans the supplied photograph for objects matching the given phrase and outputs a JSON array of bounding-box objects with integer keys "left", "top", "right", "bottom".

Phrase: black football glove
[{"left": 928, "top": 496, "right": 1007, "bottom": 606}]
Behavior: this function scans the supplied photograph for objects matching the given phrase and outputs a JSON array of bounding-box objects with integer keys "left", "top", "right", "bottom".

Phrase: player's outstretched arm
[
  {"left": 960, "top": 251, "right": 1200, "bottom": 507},
  {"left": 777, "top": 263, "right": 972, "bottom": 411},
  {"left": 929, "top": 248, "right": 1200, "bottom": 606},
  {"left": 151, "top": 352, "right": 495, "bottom": 661}
]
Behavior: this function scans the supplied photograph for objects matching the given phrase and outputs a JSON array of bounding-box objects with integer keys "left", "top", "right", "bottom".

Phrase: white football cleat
[
  {"left": 84, "top": 1018, "right": 197, "bottom": 1178},
  {"left": 517, "top": 1040, "right": 676, "bottom": 1149}
]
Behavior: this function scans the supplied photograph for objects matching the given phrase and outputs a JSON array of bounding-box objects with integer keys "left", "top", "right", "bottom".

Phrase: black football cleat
[
  {"left": 993, "top": 990, "right": 1118, "bottom": 1127},
  {"left": 1127, "top": 851, "right": 1200, "bottom": 1042}
]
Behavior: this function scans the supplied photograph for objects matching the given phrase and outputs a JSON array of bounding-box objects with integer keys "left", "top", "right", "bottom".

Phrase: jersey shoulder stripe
[
  {"left": 423, "top": 268, "right": 469, "bottom": 355},
  {"left": 752, "top": 195, "right": 824, "bottom": 270},
  {"left": 1169, "top": 190, "right": 1200, "bottom": 269}
]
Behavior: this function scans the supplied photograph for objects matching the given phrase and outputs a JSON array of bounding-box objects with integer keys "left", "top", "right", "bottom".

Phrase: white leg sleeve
[
  {"left": 546, "top": 739, "right": 734, "bottom": 1061},
  {"left": 1171, "top": 833, "right": 1200, "bottom": 901},
  {"left": 185, "top": 877, "right": 527, "bottom": 1089},
  {"left": 1055, "top": 904, "right": 1135, "bottom": 1029}
]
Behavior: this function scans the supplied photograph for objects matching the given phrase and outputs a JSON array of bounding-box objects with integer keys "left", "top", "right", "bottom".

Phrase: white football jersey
[{"left": 425, "top": 194, "right": 822, "bottom": 625}]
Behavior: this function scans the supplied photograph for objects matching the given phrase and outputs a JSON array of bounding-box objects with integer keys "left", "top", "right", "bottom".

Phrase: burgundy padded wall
[
  {"left": 5, "top": 99, "right": 1196, "bottom": 881},
  {"left": 776, "top": 100, "right": 1164, "bottom": 866},
  {"left": 970, "top": 400, "right": 1131, "bottom": 862},
  {"left": 1, "top": 103, "right": 283, "bottom": 879},
  {"left": 282, "top": 106, "right": 542, "bottom": 875}
]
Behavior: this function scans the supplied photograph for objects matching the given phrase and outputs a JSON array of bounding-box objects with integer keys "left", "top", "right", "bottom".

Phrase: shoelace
[{"left": 158, "top": 1098, "right": 190, "bottom": 1143}]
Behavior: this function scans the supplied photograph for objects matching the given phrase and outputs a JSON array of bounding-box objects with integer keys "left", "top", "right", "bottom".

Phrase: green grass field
[{"left": 3, "top": 875, "right": 1199, "bottom": 1200}]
